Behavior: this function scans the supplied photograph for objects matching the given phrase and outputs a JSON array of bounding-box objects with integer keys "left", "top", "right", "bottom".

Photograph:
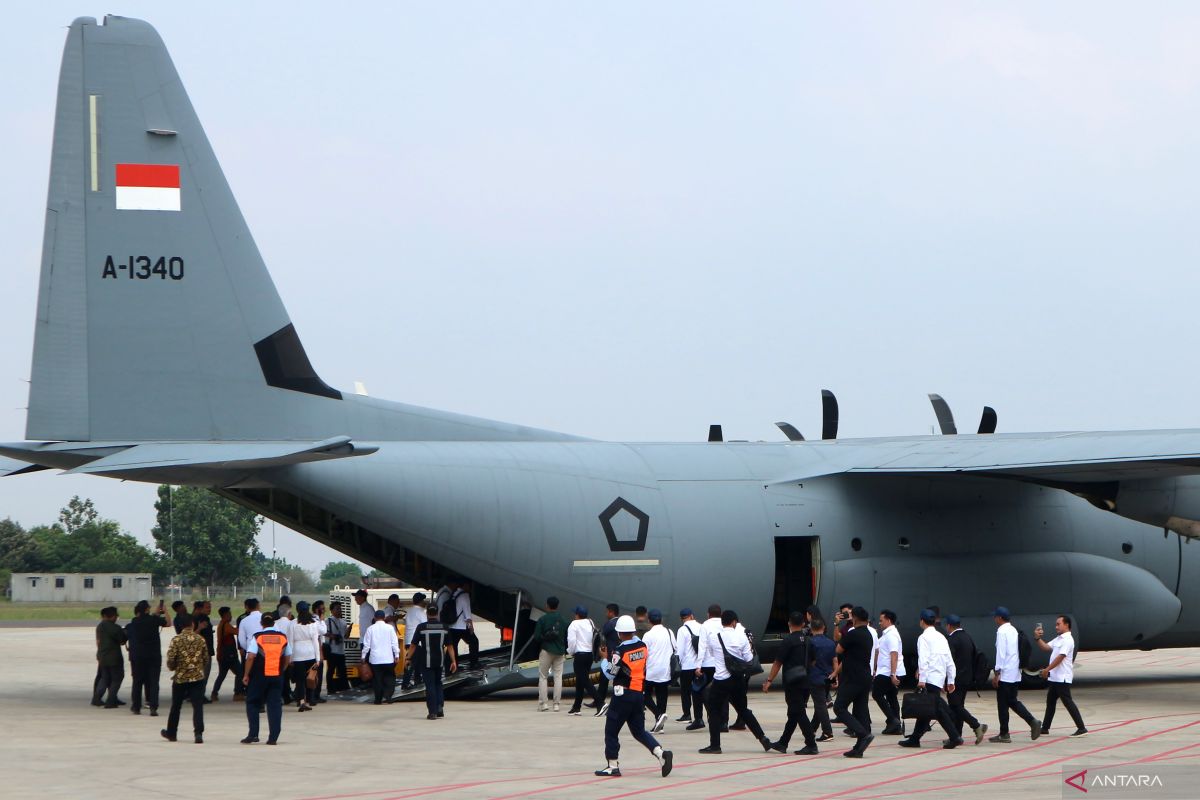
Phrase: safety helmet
[{"left": 614, "top": 614, "right": 636, "bottom": 633}]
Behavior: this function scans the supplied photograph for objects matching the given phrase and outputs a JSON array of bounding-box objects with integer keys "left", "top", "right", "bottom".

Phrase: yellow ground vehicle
[{"left": 329, "top": 586, "right": 407, "bottom": 678}]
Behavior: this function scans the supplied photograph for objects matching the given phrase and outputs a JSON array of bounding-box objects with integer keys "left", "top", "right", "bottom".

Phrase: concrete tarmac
[{"left": 1, "top": 627, "right": 1197, "bottom": 799}]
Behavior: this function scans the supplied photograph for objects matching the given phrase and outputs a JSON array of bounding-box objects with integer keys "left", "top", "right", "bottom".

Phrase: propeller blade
[
  {"left": 821, "top": 390, "right": 839, "bottom": 440},
  {"left": 708, "top": 424, "right": 723, "bottom": 443},
  {"left": 978, "top": 406, "right": 998, "bottom": 435},
  {"left": 775, "top": 422, "right": 805, "bottom": 442},
  {"left": 928, "top": 393, "right": 957, "bottom": 435}
]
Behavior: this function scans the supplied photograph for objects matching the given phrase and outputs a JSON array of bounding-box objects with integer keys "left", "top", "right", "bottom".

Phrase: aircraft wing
[{"left": 789, "top": 430, "right": 1200, "bottom": 484}]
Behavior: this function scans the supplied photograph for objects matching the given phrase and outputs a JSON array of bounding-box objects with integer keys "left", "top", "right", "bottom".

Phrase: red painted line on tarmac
[
  {"left": 707, "top": 714, "right": 1157, "bottom": 800},
  {"left": 486, "top": 753, "right": 784, "bottom": 800},
  {"left": 1136, "top": 742, "right": 1200, "bottom": 763},
  {"left": 824, "top": 718, "right": 1200, "bottom": 800}
]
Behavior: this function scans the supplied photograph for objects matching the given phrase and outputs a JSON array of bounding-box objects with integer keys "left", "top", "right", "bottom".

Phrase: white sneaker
[
  {"left": 553, "top": 702, "right": 560, "bottom": 712},
  {"left": 654, "top": 713, "right": 667, "bottom": 733},
  {"left": 598, "top": 702, "right": 610, "bottom": 717},
  {"left": 538, "top": 703, "right": 548, "bottom": 712}
]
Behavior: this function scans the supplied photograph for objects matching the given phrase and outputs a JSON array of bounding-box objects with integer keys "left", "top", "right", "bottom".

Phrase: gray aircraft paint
[{"left": 5, "top": 16, "right": 1199, "bottom": 663}]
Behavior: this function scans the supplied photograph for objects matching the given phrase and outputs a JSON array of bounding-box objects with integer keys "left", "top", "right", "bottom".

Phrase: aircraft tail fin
[{"left": 28, "top": 16, "right": 340, "bottom": 443}]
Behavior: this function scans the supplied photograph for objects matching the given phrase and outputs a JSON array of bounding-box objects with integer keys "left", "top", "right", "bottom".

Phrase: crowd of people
[
  {"left": 92, "top": 587, "right": 1089, "bottom": 775},
  {"left": 523, "top": 597, "right": 1088, "bottom": 776}
]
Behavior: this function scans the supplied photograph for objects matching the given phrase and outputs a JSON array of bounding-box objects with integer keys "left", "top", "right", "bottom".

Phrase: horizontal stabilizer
[
  {"left": 0, "top": 457, "right": 50, "bottom": 477},
  {"left": 65, "top": 436, "right": 375, "bottom": 475}
]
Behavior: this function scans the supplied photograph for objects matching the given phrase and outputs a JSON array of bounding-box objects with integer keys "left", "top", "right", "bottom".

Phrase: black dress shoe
[
  {"left": 116, "top": 699, "right": 127, "bottom": 706},
  {"left": 130, "top": 708, "right": 141, "bottom": 715},
  {"left": 768, "top": 741, "right": 788, "bottom": 754},
  {"left": 730, "top": 723, "right": 748, "bottom": 731},
  {"left": 149, "top": 708, "right": 159, "bottom": 717},
  {"left": 899, "top": 737, "right": 920, "bottom": 748},
  {"left": 676, "top": 714, "right": 692, "bottom": 722},
  {"left": 698, "top": 745, "right": 722, "bottom": 754},
  {"left": 194, "top": 735, "right": 203, "bottom": 744},
  {"left": 160, "top": 729, "right": 176, "bottom": 742},
  {"left": 795, "top": 745, "right": 819, "bottom": 755},
  {"left": 240, "top": 736, "right": 259, "bottom": 744},
  {"left": 843, "top": 749, "right": 863, "bottom": 758},
  {"left": 760, "top": 737, "right": 773, "bottom": 752},
  {"left": 265, "top": 739, "right": 278, "bottom": 745},
  {"left": 942, "top": 738, "right": 964, "bottom": 749}
]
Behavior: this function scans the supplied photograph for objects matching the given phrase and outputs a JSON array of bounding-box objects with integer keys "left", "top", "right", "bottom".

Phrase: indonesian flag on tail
[{"left": 114, "top": 164, "right": 181, "bottom": 211}]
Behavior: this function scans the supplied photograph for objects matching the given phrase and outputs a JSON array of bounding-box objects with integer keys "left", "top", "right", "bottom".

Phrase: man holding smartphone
[{"left": 1035, "top": 616, "right": 1088, "bottom": 737}]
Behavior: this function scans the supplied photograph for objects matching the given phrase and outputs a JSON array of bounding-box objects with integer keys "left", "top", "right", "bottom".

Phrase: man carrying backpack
[
  {"left": 988, "top": 606, "right": 1040, "bottom": 743},
  {"left": 945, "top": 614, "right": 987, "bottom": 745},
  {"left": 567, "top": 605, "right": 601, "bottom": 715},
  {"left": 762, "top": 611, "right": 819, "bottom": 755},
  {"left": 534, "top": 596, "right": 568, "bottom": 712},
  {"left": 676, "top": 609, "right": 704, "bottom": 725}
]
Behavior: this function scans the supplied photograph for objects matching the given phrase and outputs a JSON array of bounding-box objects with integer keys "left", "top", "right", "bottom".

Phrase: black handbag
[
  {"left": 901, "top": 688, "right": 936, "bottom": 719},
  {"left": 717, "top": 632, "right": 764, "bottom": 677}
]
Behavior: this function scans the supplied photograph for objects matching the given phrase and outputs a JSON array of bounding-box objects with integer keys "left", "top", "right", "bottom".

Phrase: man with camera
[{"left": 1035, "top": 616, "right": 1088, "bottom": 737}]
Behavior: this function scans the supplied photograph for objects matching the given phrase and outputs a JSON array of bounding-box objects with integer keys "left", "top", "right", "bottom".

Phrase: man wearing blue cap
[
  {"left": 989, "top": 606, "right": 1040, "bottom": 743},
  {"left": 567, "top": 605, "right": 601, "bottom": 715},
  {"left": 945, "top": 614, "right": 987, "bottom": 745},
  {"left": 899, "top": 610, "right": 963, "bottom": 749}
]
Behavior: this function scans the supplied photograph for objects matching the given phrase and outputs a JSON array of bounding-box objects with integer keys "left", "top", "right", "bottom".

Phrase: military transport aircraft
[{"left": 3, "top": 17, "right": 1198, "bottom": 667}]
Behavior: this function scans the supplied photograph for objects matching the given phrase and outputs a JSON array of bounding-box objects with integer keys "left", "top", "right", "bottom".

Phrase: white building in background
[{"left": 10, "top": 573, "right": 152, "bottom": 602}]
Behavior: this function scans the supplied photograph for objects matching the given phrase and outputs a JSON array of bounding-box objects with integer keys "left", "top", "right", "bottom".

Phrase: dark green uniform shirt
[{"left": 533, "top": 611, "right": 568, "bottom": 656}]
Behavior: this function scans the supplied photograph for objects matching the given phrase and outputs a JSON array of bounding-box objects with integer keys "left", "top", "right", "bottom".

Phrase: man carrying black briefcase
[{"left": 899, "top": 609, "right": 964, "bottom": 749}]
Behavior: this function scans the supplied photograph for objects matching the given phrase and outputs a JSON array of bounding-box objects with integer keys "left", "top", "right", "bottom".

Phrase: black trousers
[
  {"left": 947, "top": 684, "right": 979, "bottom": 735},
  {"left": 834, "top": 679, "right": 872, "bottom": 738},
  {"left": 996, "top": 680, "right": 1036, "bottom": 735},
  {"left": 678, "top": 670, "right": 696, "bottom": 718},
  {"left": 326, "top": 652, "right": 349, "bottom": 693},
  {"left": 692, "top": 666, "right": 715, "bottom": 722},
  {"left": 909, "top": 686, "right": 959, "bottom": 742},
  {"left": 245, "top": 675, "right": 282, "bottom": 742},
  {"left": 809, "top": 683, "right": 834, "bottom": 736},
  {"left": 130, "top": 656, "right": 161, "bottom": 710},
  {"left": 872, "top": 674, "right": 902, "bottom": 726},
  {"left": 450, "top": 628, "right": 479, "bottom": 666},
  {"left": 570, "top": 653, "right": 598, "bottom": 711},
  {"left": 370, "top": 661, "right": 395, "bottom": 703},
  {"left": 707, "top": 676, "right": 766, "bottom": 748},
  {"left": 1043, "top": 681, "right": 1086, "bottom": 731},
  {"left": 643, "top": 680, "right": 669, "bottom": 719},
  {"left": 212, "top": 649, "right": 242, "bottom": 696},
  {"left": 165, "top": 679, "right": 205, "bottom": 736},
  {"left": 291, "top": 659, "right": 316, "bottom": 705},
  {"left": 778, "top": 684, "right": 817, "bottom": 748},
  {"left": 93, "top": 663, "right": 124, "bottom": 706},
  {"left": 604, "top": 691, "right": 660, "bottom": 761}
]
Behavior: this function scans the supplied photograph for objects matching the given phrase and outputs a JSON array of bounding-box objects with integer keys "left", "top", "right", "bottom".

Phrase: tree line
[{"left": 0, "top": 489, "right": 367, "bottom": 595}]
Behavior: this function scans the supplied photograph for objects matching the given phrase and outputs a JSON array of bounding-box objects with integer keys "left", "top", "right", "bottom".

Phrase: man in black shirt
[
  {"left": 171, "top": 600, "right": 188, "bottom": 633},
  {"left": 762, "top": 611, "right": 818, "bottom": 755},
  {"left": 945, "top": 614, "right": 987, "bottom": 745},
  {"left": 406, "top": 611, "right": 457, "bottom": 720},
  {"left": 192, "top": 600, "right": 215, "bottom": 702},
  {"left": 127, "top": 599, "right": 170, "bottom": 715},
  {"left": 832, "top": 606, "right": 875, "bottom": 758},
  {"left": 593, "top": 603, "right": 621, "bottom": 716}
]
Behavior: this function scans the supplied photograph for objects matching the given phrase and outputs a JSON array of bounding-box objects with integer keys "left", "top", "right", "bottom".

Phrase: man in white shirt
[
  {"left": 236, "top": 598, "right": 263, "bottom": 654},
  {"left": 1035, "top": 615, "right": 1087, "bottom": 737},
  {"left": 360, "top": 609, "right": 400, "bottom": 705},
  {"left": 676, "top": 609, "right": 703, "bottom": 724},
  {"left": 872, "top": 610, "right": 906, "bottom": 735},
  {"left": 446, "top": 577, "right": 480, "bottom": 670},
  {"left": 642, "top": 610, "right": 676, "bottom": 734},
  {"left": 689, "top": 604, "right": 724, "bottom": 732},
  {"left": 400, "top": 592, "right": 428, "bottom": 690},
  {"left": 271, "top": 605, "right": 296, "bottom": 704},
  {"left": 900, "top": 609, "right": 962, "bottom": 749},
  {"left": 988, "top": 606, "right": 1040, "bottom": 743},
  {"left": 697, "top": 610, "right": 772, "bottom": 755},
  {"left": 567, "top": 605, "right": 601, "bottom": 715}
]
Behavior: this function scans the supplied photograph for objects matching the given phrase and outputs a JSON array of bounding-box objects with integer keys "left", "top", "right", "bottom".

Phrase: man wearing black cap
[
  {"left": 899, "top": 610, "right": 962, "bottom": 749},
  {"left": 945, "top": 614, "right": 987, "bottom": 745},
  {"left": 989, "top": 605, "right": 1040, "bottom": 743},
  {"left": 567, "top": 605, "right": 600, "bottom": 715}
]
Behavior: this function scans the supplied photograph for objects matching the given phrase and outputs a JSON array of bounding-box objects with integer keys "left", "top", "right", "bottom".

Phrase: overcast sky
[{"left": 3, "top": 3, "right": 1200, "bottom": 571}]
